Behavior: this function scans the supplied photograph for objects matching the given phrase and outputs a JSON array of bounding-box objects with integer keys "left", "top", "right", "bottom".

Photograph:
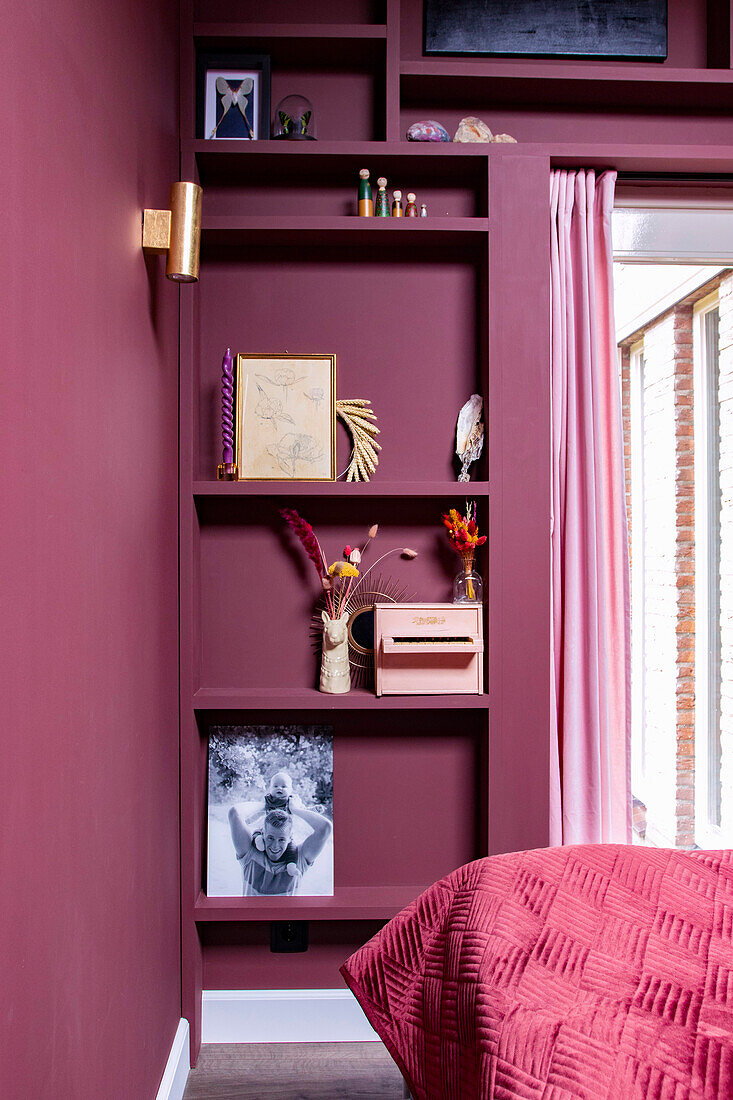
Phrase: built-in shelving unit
[{"left": 180, "top": 0, "right": 731, "bottom": 1062}]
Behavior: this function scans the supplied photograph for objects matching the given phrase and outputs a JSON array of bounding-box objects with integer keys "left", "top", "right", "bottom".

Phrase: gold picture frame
[{"left": 235, "top": 354, "right": 336, "bottom": 481}]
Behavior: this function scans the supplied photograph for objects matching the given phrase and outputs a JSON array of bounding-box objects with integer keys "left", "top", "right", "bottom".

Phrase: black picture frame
[
  {"left": 424, "top": 0, "right": 668, "bottom": 61},
  {"left": 196, "top": 52, "right": 271, "bottom": 140}
]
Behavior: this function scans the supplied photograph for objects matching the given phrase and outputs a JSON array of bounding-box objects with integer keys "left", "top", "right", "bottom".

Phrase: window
[{"left": 615, "top": 215, "right": 733, "bottom": 846}]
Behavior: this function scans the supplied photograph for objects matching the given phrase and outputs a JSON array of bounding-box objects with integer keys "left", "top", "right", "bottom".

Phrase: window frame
[
  {"left": 628, "top": 340, "right": 647, "bottom": 806},
  {"left": 693, "top": 291, "right": 726, "bottom": 848}
]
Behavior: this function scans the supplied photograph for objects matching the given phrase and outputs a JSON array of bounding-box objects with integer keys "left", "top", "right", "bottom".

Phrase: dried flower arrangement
[
  {"left": 280, "top": 508, "right": 417, "bottom": 621},
  {"left": 442, "top": 501, "right": 486, "bottom": 601}
]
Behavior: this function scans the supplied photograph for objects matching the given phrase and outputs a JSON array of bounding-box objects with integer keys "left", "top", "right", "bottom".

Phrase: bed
[{"left": 341, "top": 844, "right": 733, "bottom": 1099}]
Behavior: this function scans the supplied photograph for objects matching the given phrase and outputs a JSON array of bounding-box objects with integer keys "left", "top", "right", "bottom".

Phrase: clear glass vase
[{"left": 453, "top": 554, "right": 483, "bottom": 604}]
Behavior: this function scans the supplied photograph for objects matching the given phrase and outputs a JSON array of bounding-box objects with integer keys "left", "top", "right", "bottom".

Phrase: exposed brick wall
[
  {"left": 673, "top": 306, "right": 696, "bottom": 848},
  {"left": 621, "top": 305, "right": 696, "bottom": 848}
]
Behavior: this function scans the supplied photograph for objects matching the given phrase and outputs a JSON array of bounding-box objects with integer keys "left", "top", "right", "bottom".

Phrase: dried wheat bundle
[{"left": 336, "top": 398, "right": 381, "bottom": 482}]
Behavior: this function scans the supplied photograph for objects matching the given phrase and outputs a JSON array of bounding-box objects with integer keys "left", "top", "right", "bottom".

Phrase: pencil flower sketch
[
  {"left": 254, "top": 383, "right": 295, "bottom": 427},
  {"left": 267, "top": 433, "right": 324, "bottom": 478},
  {"left": 304, "top": 387, "right": 325, "bottom": 411},
  {"left": 257, "top": 367, "right": 305, "bottom": 405}
]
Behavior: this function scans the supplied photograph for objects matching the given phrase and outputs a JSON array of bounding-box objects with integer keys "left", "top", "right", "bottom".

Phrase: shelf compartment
[
  {"left": 193, "top": 247, "right": 487, "bottom": 481},
  {"left": 194, "top": 495, "right": 488, "bottom": 694},
  {"left": 194, "top": 884, "right": 424, "bottom": 921},
  {"left": 193, "top": 30, "right": 386, "bottom": 142},
  {"left": 193, "top": 480, "right": 490, "bottom": 497},
  {"left": 196, "top": 709, "right": 487, "bottom": 908},
  {"left": 188, "top": 141, "right": 490, "bottom": 218},
  {"left": 194, "top": 688, "right": 490, "bottom": 710},
  {"left": 399, "top": 62, "right": 733, "bottom": 147}
]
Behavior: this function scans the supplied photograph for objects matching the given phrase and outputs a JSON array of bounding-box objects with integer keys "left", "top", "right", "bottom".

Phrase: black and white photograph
[{"left": 207, "top": 725, "right": 334, "bottom": 898}]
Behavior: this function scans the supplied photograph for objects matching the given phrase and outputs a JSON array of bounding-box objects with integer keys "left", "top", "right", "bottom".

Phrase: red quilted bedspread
[{"left": 341, "top": 845, "right": 733, "bottom": 1099}]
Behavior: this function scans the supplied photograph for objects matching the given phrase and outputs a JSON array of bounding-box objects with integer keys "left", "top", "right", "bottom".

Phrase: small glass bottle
[
  {"left": 358, "top": 169, "right": 373, "bottom": 216},
  {"left": 453, "top": 553, "right": 483, "bottom": 604},
  {"left": 405, "top": 192, "right": 418, "bottom": 217},
  {"left": 375, "top": 177, "right": 389, "bottom": 216},
  {"left": 391, "top": 189, "right": 403, "bottom": 217}
]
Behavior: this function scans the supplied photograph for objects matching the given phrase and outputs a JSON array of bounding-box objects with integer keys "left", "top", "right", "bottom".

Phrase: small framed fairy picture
[
  {"left": 197, "top": 53, "right": 271, "bottom": 140},
  {"left": 235, "top": 354, "right": 336, "bottom": 481}
]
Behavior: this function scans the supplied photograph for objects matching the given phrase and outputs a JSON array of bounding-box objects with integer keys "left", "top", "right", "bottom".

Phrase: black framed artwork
[
  {"left": 196, "top": 52, "right": 271, "bottom": 140},
  {"left": 424, "top": 0, "right": 668, "bottom": 61}
]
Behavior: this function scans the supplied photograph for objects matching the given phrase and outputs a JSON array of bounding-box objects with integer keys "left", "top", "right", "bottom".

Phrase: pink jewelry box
[{"left": 374, "top": 602, "right": 484, "bottom": 696}]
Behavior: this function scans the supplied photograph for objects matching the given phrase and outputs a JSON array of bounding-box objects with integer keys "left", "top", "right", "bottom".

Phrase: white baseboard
[
  {"left": 202, "top": 989, "right": 379, "bottom": 1043},
  {"left": 155, "top": 1018, "right": 190, "bottom": 1100}
]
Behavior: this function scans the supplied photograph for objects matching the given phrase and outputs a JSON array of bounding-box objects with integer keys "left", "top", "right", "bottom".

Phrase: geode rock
[
  {"left": 453, "top": 116, "right": 493, "bottom": 143},
  {"left": 406, "top": 119, "right": 451, "bottom": 142},
  {"left": 493, "top": 133, "right": 518, "bottom": 143}
]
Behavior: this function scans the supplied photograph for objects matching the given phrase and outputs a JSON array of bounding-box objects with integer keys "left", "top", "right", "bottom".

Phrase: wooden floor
[{"left": 183, "top": 1043, "right": 407, "bottom": 1100}]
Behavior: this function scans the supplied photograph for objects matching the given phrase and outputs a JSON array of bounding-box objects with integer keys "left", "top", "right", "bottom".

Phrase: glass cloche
[{"left": 272, "top": 94, "right": 316, "bottom": 140}]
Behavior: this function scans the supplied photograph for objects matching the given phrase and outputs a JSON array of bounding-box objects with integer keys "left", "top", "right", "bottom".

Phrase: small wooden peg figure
[
  {"left": 358, "top": 169, "right": 373, "bottom": 217},
  {"left": 420, "top": 202, "right": 428, "bottom": 217},
  {"left": 375, "top": 177, "right": 389, "bottom": 216},
  {"left": 392, "top": 189, "right": 403, "bottom": 217},
  {"left": 405, "top": 192, "right": 418, "bottom": 217}
]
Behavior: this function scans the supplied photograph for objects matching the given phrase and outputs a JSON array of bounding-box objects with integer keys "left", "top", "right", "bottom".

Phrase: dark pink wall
[{"left": 0, "top": 2, "right": 181, "bottom": 1098}]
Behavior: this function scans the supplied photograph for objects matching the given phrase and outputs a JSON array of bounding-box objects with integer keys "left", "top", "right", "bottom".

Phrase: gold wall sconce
[{"left": 142, "top": 182, "right": 203, "bottom": 282}]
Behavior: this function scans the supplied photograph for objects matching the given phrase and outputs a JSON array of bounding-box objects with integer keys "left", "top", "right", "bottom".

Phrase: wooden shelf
[
  {"left": 201, "top": 215, "right": 488, "bottom": 245},
  {"left": 186, "top": 138, "right": 494, "bottom": 159},
  {"left": 193, "top": 687, "right": 490, "bottom": 710},
  {"left": 400, "top": 60, "right": 733, "bottom": 111},
  {"left": 194, "top": 22, "right": 387, "bottom": 41},
  {"left": 193, "top": 480, "right": 489, "bottom": 497},
  {"left": 194, "top": 884, "right": 423, "bottom": 922},
  {"left": 401, "top": 58, "right": 733, "bottom": 86}
]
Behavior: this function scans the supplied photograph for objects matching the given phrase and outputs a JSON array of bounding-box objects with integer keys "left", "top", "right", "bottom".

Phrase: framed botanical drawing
[{"left": 235, "top": 354, "right": 336, "bottom": 481}]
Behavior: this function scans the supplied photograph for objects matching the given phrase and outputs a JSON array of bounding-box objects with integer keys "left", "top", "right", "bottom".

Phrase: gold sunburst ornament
[{"left": 336, "top": 399, "right": 381, "bottom": 482}]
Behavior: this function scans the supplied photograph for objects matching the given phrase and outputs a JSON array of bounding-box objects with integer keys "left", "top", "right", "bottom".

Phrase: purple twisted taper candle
[{"left": 221, "top": 347, "right": 234, "bottom": 464}]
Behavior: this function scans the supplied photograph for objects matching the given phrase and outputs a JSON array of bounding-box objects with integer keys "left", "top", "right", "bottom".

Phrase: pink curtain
[{"left": 550, "top": 169, "right": 631, "bottom": 845}]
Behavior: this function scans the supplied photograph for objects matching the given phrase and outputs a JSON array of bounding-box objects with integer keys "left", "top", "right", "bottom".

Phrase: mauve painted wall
[{"left": 0, "top": 2, "right": 181, "bottom": 1098}]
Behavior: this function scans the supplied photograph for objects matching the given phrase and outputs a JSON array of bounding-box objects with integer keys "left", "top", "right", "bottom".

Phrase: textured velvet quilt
[{"left": 341, "top": 845, "right": 733, "bottom": 1099}]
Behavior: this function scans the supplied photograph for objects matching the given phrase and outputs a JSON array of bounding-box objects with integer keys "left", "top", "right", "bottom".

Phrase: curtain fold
[{"left": 550, "top": 169, "right": 632, "bottom": 845}]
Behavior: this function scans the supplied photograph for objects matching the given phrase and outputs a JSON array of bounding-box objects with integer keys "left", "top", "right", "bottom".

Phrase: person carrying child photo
[{"left": 228, "top": 770, "right": 332, "bottom": 896}]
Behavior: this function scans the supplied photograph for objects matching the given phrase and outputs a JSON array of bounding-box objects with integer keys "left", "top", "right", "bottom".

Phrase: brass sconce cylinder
[{"left": 166, "top": 181, "right": 202, "bottom": 282}]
